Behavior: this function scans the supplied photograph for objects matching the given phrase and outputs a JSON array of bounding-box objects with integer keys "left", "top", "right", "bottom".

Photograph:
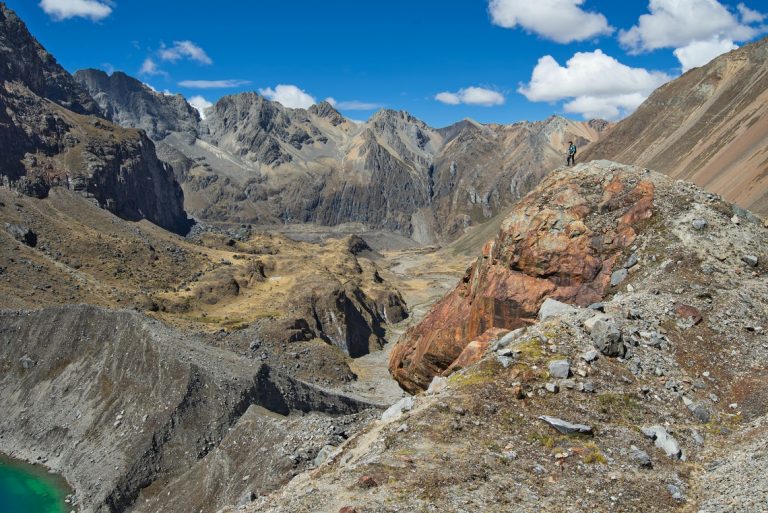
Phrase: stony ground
[
  {"left": 4, "top": 162, "right": 767, "bottom": 513},
  {"left": 224, "top": 162, "right": 768, "bottom": 513}
]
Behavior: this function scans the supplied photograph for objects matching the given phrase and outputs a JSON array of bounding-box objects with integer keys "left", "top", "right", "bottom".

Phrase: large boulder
[
  {"left": 389, "top": 163, "right": 655, "bottom": 393},
  {"left": 590, "top": 318, "right": 625, "bottom": 357},
  {"left": 5, "top": 223, "right": 37, "bottom": 247}
]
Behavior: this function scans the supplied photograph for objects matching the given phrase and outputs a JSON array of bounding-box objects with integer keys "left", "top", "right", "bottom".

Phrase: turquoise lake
[{"left": 0, "top": 454, "right": 71, "bottom": 513}]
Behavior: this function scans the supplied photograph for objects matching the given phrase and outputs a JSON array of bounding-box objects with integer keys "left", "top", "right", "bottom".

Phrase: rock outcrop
[
  {"left": 582, "top": 37, "right": 768, "bottom": 216},
  {"left": 74, "top": 68, "right": 200, "bottom": 140},
  {"left": 0, "top": 3, "right": 191, "bottom": 234},
  {"left": 389, "top": 161, "right": 655, "bottom": 393}
]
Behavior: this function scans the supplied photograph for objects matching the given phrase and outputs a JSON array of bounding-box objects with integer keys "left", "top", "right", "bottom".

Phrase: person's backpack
[{"left": 569, "top": 143, "right": 577, "bottom": 155}]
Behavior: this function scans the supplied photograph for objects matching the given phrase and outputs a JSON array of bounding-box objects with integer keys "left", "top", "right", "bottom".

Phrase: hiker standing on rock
[{"left": 566, "top": 141, "right": 577, "bottom": 166}]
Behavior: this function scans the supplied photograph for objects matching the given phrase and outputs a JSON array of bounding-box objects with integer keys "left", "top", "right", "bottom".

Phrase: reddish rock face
[
  {"left": 675, "top": 303, "right": 703, "bottom": 325},
  {"left": 357, "top": 475, "right": 379, "bottom": 489},
  {"left": 444, "top": 327, "right": 509, "bottom": 375},
  {"left": 389, "top": 166, "right": 655, "bottom": 393}
]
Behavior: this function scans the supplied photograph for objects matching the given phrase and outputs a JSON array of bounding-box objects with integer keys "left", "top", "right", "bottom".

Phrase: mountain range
[
  {"left": 73, "top": 68, "right": 609, "bottom": 242},
  {"left": 4, "top": 0, "right": 767, "bottom": 241}
]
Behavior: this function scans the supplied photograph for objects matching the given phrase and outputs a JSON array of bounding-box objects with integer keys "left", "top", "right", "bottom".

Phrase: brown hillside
[{"left": 582, "top": 38, "right": 768, "bottom": 216}]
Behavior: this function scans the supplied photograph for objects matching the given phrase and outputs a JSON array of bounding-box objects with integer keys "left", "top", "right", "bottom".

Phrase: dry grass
[{"left": 0, "top": 188, "right": 395, "bottom": 335}]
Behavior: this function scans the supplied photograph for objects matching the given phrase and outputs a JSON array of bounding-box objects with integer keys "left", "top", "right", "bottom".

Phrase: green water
[{"left": 0, "top": 454, "right": 71, "bottom": 513}]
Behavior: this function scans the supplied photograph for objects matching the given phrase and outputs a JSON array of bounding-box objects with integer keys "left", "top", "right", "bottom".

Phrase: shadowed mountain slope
[{"left": 0, "top": 2, "right": 191, "bottom": 234}]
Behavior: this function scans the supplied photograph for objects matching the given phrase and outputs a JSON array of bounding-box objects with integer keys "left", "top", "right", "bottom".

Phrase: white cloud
[
  {"left": 178, "top": 79, "right": 251, "bottom": 89},
  {"left": 322, "top": 98, "right": 381, "bottom": 110},
  {"left": 435, "top": 92, "right": 461, "bottom": 105},
  {"left": 435, "top": 86, "right": 505, "bottom": 106},
  {"left": 519, "top": 50, "right": 671, "bottom": 119},
  {"left": 159, "top": 41, "right": 213, "bottom": 65},
  {"left": 139, "top": 58, "right": 167, "bottom": 77},
  {"left": 564, "top": 93, "right": 648, "bottom": 119},
  {"left": 39, "top": 0, "right": 112, "bottom": 21},
  {"left": 488, "top": 0, "right": 613, "bottom": 43},
  {"left": 674, "top": 37, "right": 739, "bottom": 71},
  {"left": 188, "top": 95, "right": 213, "bottom": 119},
  {"left": 334, "top": 100, "right": 382, "bottom": 110},
  {"left": 519, "top": 51, "right": 670, "bottom": 102},
  {"left": 737, "top": 2, "right": 765, "bottom": 23},
  {"left": 619, "top": 0, "right": 759, "bottom": 53},
  {"left": 258, "top": 84, "right": 316, "bottom": 109}
]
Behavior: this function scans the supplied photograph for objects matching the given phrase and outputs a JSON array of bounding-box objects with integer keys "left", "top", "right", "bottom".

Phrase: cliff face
[
  {"left": 581, "top": 37, "right": 768, "bottom": 216},
  {"left": 74, "top": 69, "right": 200, "bottom": 140},
  {"left": 0, "top": 3, "right": 191, "bottom": 234}
]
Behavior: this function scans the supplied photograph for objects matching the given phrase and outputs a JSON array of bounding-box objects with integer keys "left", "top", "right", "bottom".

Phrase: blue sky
[{"left": 8, "top": 0, "right": 767, "bottom": 126}]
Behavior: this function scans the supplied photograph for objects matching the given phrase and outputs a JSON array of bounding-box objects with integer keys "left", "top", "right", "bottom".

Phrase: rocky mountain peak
[
  {"left": 200, "top": 91, "right": 299, "bottom": 166},
  {"left": 587, "top": 118, "right": 611, "bottom": 132},
  {"left": 366, "top": 108, "right": 438, "bottom": 163},
  {"left": 0, "top": 2, "right": 98, "bottom": 115},
  {"left": 369, "top": 108, "right": 430, "bottom": 130},
  {"left": 436, "top": 118, "right": 486, "bottom": 143},
  {"left": 74, "top": 68, "right": 200, "bottom": 140},
  {"left": 308, "top": 100, "right": 345, "bottom": 126},
  {"left": 206, "top": 91, "right": 285, "bottom": 128}
]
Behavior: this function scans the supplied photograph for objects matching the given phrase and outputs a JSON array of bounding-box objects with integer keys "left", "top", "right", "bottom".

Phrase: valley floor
[{"left": 343, "top": 244, "right": 475, "bottom": 405}]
